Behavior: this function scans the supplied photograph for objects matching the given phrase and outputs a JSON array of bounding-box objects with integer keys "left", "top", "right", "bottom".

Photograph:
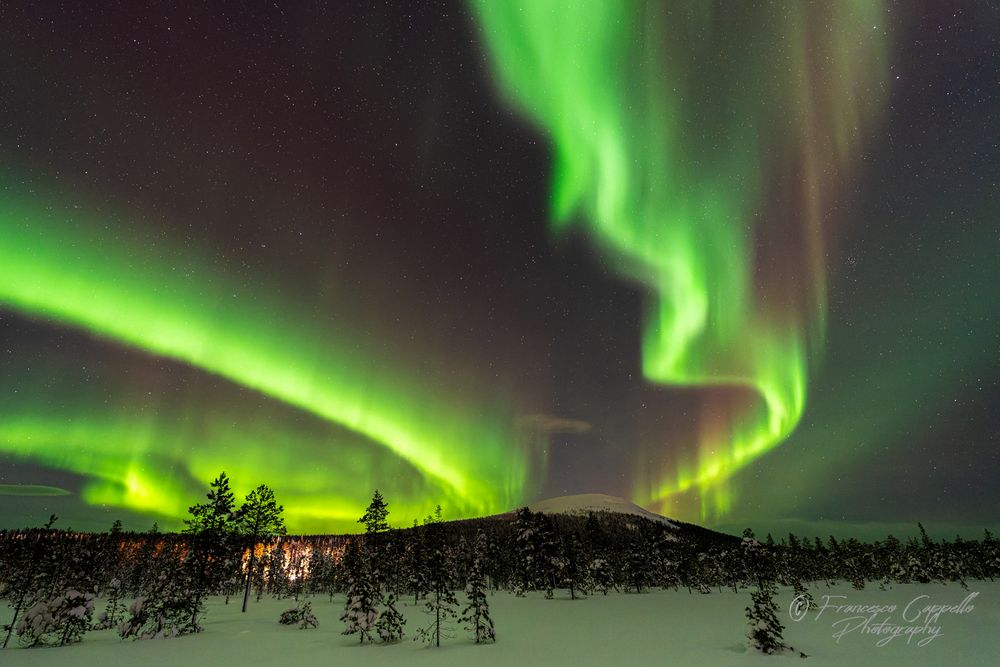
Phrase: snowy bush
[
  {"left": 375, "top": 593, "right": 405, "bottom": 643},
  {"left": 15, "top": 590, "right": 94, "bottom": 647},
  {"left": 279, "top": 601, "right": 318, "bottom": 629},
  {"left": 118, "top": 572, "right": 194, "bottom": 640},
  {"left": 93, "top": 578, "right": 125, "bottom": 631}
]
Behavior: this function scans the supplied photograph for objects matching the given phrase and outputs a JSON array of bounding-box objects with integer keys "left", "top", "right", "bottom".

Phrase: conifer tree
[
  {"left": 746, "top": 580, "right": 796, "bottom": 655},
  {"left": 237, "top": 484, "right": 286, "bottom": 612},
  {"left": 340, "top": 540, "right": 379, "bottom": 644},
  {"left": 461, "top": 531, "right": 496, "bottom": 644},
  {"left": 511, "top": 507, "right": 536, "bottom": 595},
  {"left": 415, "top": 506, "right": 458, "bottom": 647},
  {"left": 118, "top": 566, "right": 192, "bottom": 640},
  {"left": 561, "top": 533, "right": 586, "bottom": 600},
  {"left": 407, "top": 520, "right": 430, "bottom": 604},
  {"left": 16, "top": 589, "right": 95, "bottom": 647},
  {"left": 183, "top": 471, "right": 241, "bottom": 633},
  {"left": 587, "top": 557, "right": 614, "bottom": 595},
  {"left": 359, "top": 489, "right": 390, "bottom": 590},
  {"left": 93, "top": 578, "right": 125, "bottom": 630},
  {"left": 376, "top": 592, "right": 406, "bottom": 643}
]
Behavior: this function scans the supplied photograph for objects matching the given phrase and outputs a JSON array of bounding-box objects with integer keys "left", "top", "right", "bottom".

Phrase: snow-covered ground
[
  {"left": 4, "top": 582, "right": 998, "bottom": 665},
  {"left": 528, "top": 493, "right": 677, "bottom": 527}
]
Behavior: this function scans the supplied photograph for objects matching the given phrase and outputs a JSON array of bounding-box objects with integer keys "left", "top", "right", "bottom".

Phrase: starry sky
[{"left": 1, "top": 1, "right": 997, "bottom": 539}]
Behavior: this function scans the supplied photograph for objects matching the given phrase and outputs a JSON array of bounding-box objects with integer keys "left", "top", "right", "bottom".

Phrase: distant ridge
[{"left": 526, "top": 493, "right": 677, "bottom": 528}]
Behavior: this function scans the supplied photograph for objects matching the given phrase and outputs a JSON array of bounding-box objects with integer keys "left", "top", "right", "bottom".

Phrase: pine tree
[
  {"left": 587, "top": 557, "right": 614, "bottom": 595},
  {"left": 359, "top": 489, "right": 390, "bottom": 535},
  {"left": 1, "top": 519, "right": 53, "bottom": 648},
  {"left": 237, "top": 484, "right": 286, "bottom": 613},
  {"left": 511, "top": 507, "right": 536, "bottom": 595},
  {"left": 16, "top": 589, "right": 95, "bottom": 647},
  {"left": 981, "top": 529, "right": 1000, "bottom": 580},
  {"left": 407, "top": 520, "right": 430, "bottom": 604},
  {"left": 376, "top": 592, "right": 406, "bottom": 643},
  {"left": 534, "top": 513, "right": 562, "bottom": 598},
  {"left": 359, "top": 489, "right": 391, "bottom": 592},
  {"left": 183, "top": 471, "right": 241, "bottom": 633},
  {"left": 93, "top": 578, "right": 125, "bottom": 630},
  {"left": 624, "top": 535, "right": 651, "bottom": 594},
  {"left": 461, "top": 531, "right": 496, "bottom": 644},
  {"left": 118, "top": 567, "right": 192, "bottom": 640},
  {"left": 561, "top": 533, "right": 586, "bottom": 600},
  {"left": 791, "top": 578, "right": 816, "bottom": 613},
  {"left": 415, "top": 506, "right": 458, "bottom": 647},
  {"left": 746, "top": 580, "right": 795, "bottom": 655},
  {"left": 340, "top": 540, "right": 379, "bottom": 644}
]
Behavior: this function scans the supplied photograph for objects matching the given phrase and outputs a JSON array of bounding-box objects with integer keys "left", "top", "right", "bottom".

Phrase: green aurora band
[
  {"left": 472, "top": 0, "right": 888, "bottom": 517},
  {"left": 0, "top": 193, "right": 528, "bottom": 531}
]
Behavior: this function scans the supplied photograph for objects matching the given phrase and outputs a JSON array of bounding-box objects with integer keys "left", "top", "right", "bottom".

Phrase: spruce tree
[
  {"left": 415, "top": 506, "right": 458, "bottom": 647},
  {"left": 562, "top": 533, "right": 586, "bottom": 599},
  {"left": 16, "top": 589, "right": 95, "bottom": 647},
  {"left": 746, "top": 580, "right": 796, "bottom": 655},
  {"left": 408, "top": 520, "right": 430, "bottom": 604},
  {"left": 587, "top": 557, "right": 614, "bottom": 595},
  {"left": 118, "top": 566, "right": 192, "bottom": 640},
  {"left": 461, "top": 531, "right": 496, "bottom": 644},
  {"left": 340, "top": 540, "right": 379, "bottom": 644},
  {"left": 359, "top": 489, "right": 390, "bottom": 589},
  {"left": 511, "top": 507, "right": 536, "bottom": 595}
]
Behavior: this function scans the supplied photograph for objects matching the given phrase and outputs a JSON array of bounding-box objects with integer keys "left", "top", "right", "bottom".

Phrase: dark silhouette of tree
[
  {"left": 415, "top": 506, "right": 458, "bottom": 647},
  {"left": 237, "top": 484, "right": 286, "bottom": 612},
  {"left": 461, "top": 530, "right": 496, "bottom": 644},
  {"left": 182, "top": 471, "right": 241, "bottom": 633}
]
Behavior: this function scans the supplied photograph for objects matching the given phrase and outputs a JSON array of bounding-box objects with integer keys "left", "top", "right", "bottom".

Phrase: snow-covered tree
[
  {"left": 624, "top": 535, "right": 652, "bottom": 594},
  {"left": 561, "top": 533, "right": 586, "bottom": 600},
  {"left": 791, "top": 578, "right": 816, "bottom": 614},
  {"left": 746, "top": 580, "right": 795, "bottom": 655},
  {"left": 16, "top": 589, "right": 94, "bottom": 647},
  {"left": 587, "top": 557, "right": 614, "bottom": 595},
  {"left": 415, "top": 506, "right": 458, "bottom": 647},
  {"left": 340, "top": 540, "right": 379, "bottom": 644},
  {"left": 511, "top": 508, "right": 561, "bottom": 597},
  {"left": 279, "top": 601, "right": 318, "bottom": 629},
  {"left": 118, "top": 569, "right": 192, "bottom": 640},
  {"left": 376, "top": 592, "right": 406, "bottom": 643},
  {"left": 93, "top": 577, "right": 125, "bottom": 630},
  {"left": 511, "top": 507, "right": 535, "bottom": 596},
  {"left": 461, "top": 531, "right": 495, "bottom": 644},
  {"left": 407, "top": 519, "right": 431, "bottom": 604}
]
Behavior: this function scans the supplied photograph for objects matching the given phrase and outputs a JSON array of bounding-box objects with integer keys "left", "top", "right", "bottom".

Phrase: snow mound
[{"left": 527, "top": 494, "right": 677, "bottom": 528}]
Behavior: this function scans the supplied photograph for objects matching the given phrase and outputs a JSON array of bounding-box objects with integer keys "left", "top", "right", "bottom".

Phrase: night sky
[{"left": 1, "top": 1, "right": 997, "bottom": 539}]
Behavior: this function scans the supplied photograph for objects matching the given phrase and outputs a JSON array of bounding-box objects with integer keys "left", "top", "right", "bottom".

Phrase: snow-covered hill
[{"left": 527, "top": 493, "right": 677, "bottom": 528}]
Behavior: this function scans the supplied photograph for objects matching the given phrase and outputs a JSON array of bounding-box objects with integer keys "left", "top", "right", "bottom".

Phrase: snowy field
[{"left": 4, "top": 582, "right": 999, "bottom": 666}]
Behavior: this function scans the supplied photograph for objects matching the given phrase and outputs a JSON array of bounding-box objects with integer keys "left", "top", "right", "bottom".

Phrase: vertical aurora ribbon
[{"left": 472, "top": 0, "right": 887, "bottom": 517}]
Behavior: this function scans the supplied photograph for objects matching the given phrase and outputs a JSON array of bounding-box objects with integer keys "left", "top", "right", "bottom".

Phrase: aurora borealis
[
  {"left": 1, "top": 1, "right": 998, "bottom": 537},
  {"left": 472, "top": 0, "right": 887, "bottom": 518}
]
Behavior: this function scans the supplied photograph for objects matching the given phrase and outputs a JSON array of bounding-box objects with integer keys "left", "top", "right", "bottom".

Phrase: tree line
[{"left": 1, "top": 472, "right": 998, "bottom": 653}]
